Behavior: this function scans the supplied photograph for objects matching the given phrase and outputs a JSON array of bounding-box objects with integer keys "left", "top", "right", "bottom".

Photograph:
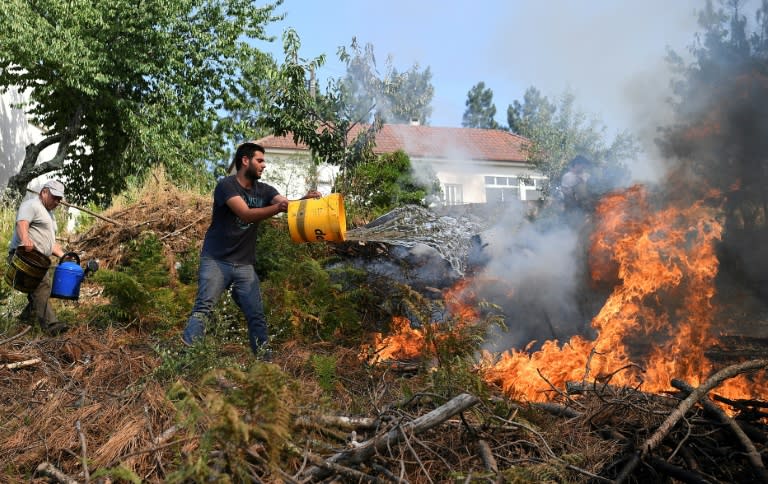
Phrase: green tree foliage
[
  {"left": 256, "top": 32, "right": 381, "bottom": 193},
  {"left": 339, "top": 39, "right": 435, "bottom": 125},
  {"left": 462, "top": 81, "right": 500, "bottom": 129},
  {"left": 337, "top": 150, "right": 441, "bottom": 220},
  {"left": 507, "top": 87, "right": 637, "bottom": 191},
  {"left": 382, "top": 63, "right": 434, "bottom": 125},
  {"left": 0, "top": 0, "right": 282, "bottom": 204}
]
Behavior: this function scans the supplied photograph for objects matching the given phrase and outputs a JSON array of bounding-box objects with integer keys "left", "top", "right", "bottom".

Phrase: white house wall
[
  {"left": 1, "top": 87, "right": 81, "bottom": 232},
  {"left": 260, "top": 147, "right": 545, "bottom": 206},
  {"left": 0, "top": 87, "right": 59, "bottom": 192}
]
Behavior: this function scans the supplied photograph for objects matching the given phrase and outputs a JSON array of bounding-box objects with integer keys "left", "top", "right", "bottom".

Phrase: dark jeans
[
  {"left": 182, "top": 257, "right": 268, "bottom": 354},
  {"left": 7, "top": 251, "right": 58, "bottom": 329}
]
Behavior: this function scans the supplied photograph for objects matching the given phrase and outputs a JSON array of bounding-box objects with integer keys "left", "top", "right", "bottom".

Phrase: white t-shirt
[{"left": 10, "top": 197, "right": 57, "bottom": 256}]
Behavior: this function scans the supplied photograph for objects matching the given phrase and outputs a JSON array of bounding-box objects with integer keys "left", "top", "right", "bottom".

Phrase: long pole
[{"left": 26, "top": 188, "right": 122, "bottom": 226}]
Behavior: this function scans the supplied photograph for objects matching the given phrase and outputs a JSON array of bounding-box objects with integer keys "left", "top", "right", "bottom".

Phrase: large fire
[
  {"left": 365, "top": 184, "right": 768, "bottom": 403},
  {"left": 487, "top": 185, "right": 767, "bottom": 402}
]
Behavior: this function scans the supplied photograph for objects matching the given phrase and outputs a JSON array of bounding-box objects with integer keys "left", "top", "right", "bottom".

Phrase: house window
[
  {"left": 444, "top": 183, "right": 463, "bottom": 205},
  {"left": 520, "top": 176, "right": 547, "bottom": 201},
  {"left": 485, "top": 176, "right": 520, "bottom": 202}
]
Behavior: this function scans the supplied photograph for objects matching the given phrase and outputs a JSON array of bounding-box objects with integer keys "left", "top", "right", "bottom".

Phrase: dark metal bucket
[{"left": 4, "top": 249, "right": 51, "bottom": 293}]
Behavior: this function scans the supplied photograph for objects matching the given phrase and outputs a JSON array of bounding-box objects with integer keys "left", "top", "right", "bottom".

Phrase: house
[
  {"left": 253, "top": 124, "right": 545, "bottom": 205},
  {"left": 1, "top": 87, "right": 61, "bottom": 192}
]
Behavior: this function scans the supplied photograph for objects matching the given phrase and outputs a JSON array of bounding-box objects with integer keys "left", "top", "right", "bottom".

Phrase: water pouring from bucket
[{"left": 287, "top": 193, "right": 347, "bottom": 243}]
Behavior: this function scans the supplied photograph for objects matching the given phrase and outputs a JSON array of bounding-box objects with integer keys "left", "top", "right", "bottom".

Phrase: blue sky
[{"left": 261, "top": 0, "right": 708, "bottom": 136}]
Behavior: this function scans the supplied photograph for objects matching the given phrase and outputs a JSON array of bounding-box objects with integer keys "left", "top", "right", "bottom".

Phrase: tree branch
[
  {"left": 615, "top": 359, "right": 768, "bottom": 483},
  {"left": 303, "top": 392, "right": 479, "bottom": 480}
]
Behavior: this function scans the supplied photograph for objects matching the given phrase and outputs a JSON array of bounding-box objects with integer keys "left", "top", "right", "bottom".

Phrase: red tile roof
[{"left": 254, "top": 124, "right": 530, "bottom": 162}]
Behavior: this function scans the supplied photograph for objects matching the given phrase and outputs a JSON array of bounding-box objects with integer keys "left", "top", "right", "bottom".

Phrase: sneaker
[
  {"left": 256, "top": 348, "right": 273, "bottom": 362},
  {"left": 180, "top": 334, "right": 193, "bottom": 347}
]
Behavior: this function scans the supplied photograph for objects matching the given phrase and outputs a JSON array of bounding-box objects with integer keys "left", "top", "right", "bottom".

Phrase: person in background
[
  {"left": 182, "top": 142, "right": 321, "bottom": 359},
  {"left": 7, "top": 180, "right": 68, "bottom": 335},
  {"left": 560, "top": 155, "right": 593, "bottom": 211}
]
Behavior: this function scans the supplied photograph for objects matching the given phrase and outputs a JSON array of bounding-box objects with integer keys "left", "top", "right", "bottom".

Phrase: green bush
[
  {"left": 263, "top": 258, "right": 372, "bottom": 343},
  {"left": 90, "top": 232, "right": 183, "bottom": 328},
  {"left": 337, "top": 150, "right": 442, "bottom": 221}
]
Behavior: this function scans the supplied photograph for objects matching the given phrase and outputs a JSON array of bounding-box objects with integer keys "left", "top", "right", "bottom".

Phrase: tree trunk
[{"left": 6, "top": 106, "right": 82, "bottom": 196}]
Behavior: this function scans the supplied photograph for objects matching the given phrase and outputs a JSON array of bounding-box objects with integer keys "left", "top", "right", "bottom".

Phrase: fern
[
  {"left": 310, "top": 353, "right": 337, "bottom": 392},
  {"left": 94, "top": 269, "right": 150, "bottom": 321},
  {"left": 167, "top": 363, "right": 297, "bottom": 481}
]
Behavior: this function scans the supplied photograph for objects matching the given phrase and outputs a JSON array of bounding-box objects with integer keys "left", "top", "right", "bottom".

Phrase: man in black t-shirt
[{"left": 182, "top": 142, "right": 321, "bottom": 357}]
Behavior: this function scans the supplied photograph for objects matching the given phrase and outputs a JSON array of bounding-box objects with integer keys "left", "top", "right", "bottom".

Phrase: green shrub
[
  {"left": 90, "top": 232, "right": 183, "bottom": 328},
  {"left": 166, "top": 363, "right": 297, "bottom": 482},
  {"left": 176, "top": 245, "right": 199, "bottom": 285},
  {"left": 309, "top": 353, "right": 337, "bottom": 392},
  {"left": 123, "top": 232, "right": 170, "bottom": 288},
  {"left": 263, "top": 258, "right": 372, "bottom": 343}
]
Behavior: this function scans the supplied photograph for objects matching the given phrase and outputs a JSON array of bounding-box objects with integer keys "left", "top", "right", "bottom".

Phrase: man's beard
[{"left": 245, "top": 164, "right": 260, "bottom": 181}]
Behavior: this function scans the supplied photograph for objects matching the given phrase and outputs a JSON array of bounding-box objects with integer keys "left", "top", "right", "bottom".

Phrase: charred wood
[
  {"left": 615, "top": 359, "right": 768, "bottom": 483},
  {"left": 302, "top": 393, "right": 479, "bottom": 481},
  {"left": 711, "top": 393, "right": 768, "bottom": 420},
  {"left": 531, "top": 402, "right": 581, "bottom": 419},
  {"left": 565, "top": 381, "right": 682, "bottom": 407},
  {"left": 672, "top": 378, "right": 768, "bottom": 482},
  {"left": 647, "top": 455, "right": 714, "bottom": 484}
]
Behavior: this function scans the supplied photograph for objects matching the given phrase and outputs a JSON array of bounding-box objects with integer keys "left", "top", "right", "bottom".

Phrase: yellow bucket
[
  {"left": 287, "top": 193, "right": 347, "bottom": 243},
  {"left": 4, "top": 248, "right": 51, "bottom": 293}
]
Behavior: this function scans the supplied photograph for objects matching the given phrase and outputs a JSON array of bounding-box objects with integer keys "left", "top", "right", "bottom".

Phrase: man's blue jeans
[{"left": 182, "top": 257, "right": 268, "bottom": 354}]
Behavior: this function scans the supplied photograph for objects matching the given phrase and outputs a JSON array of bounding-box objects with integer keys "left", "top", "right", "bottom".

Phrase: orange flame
[
  {"left": 361, "top": 282, "right": 478, "bottom": 364},
  {"left": 362, "top": 316, "right": 427, "bottom": 363},
  {"left": 483, "top": 185, "right": 767, "bottom": 402},
  {"left": 362, "top": 184, "right": 766, "bottom": 404}
]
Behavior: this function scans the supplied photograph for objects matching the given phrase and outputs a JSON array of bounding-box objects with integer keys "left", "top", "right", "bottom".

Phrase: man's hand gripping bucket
[{"left": 287, "top": 193, "right": 346, "bottom": 243}]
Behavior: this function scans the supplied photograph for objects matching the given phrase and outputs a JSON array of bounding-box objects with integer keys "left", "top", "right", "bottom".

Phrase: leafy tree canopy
[
  {"left": 253, "top": 32, "right": 382, "bottom": 195},
  {"left": 0, "top": 0, "right": 282, "bottom": 204},
  {"left": 507, "top": 87, "right": 638, "bottom": 191},
  {"left": 338, "top": 39, "right": 435, "bottom": 126},
  {"left": 462, "top": 81, "right": 500, "bottom": 129}
]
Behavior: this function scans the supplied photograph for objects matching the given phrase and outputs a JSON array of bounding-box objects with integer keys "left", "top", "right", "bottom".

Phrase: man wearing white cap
[{"left": 7, "top": 180, "right": 68, "bottom": 335}]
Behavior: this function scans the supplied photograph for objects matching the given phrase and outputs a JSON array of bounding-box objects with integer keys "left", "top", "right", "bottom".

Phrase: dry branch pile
[{"left": 69, "top": 173, "right": 211, "bottom": 270}]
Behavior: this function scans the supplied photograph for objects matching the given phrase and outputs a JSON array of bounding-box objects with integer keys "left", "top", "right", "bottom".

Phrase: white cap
[{"left": 43, "top": 180, "right": 65, "bottom": 198}]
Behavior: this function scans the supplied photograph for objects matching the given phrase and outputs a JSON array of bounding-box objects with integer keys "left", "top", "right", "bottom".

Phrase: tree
[
  {"left": 658, "top": 0, "right": 768, "bottom": 297},
  {"left": 338, "top": 40, "right": 435, "bottom": 125},
  {"left": 507, "top": 86, "right": 556, "bottom": 136},
  {"left": 255, "top": 32, "right": 382, "bottom": 196},
  {"left": 462, "top": 82, "right": 499, "bottom": 129},
  {"left": 507, "top": 87, "right": 637, "bottom": 192},
  {"left": 383, "top": 64, "right": 434, "bottom": 125},
  {"left": 0, "top": 0, "right": 282, "bottom": 204}
]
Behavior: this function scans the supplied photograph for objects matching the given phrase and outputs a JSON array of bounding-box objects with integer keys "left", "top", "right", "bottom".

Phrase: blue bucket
[{"left": 51, "top": 253, "right": 84, "bottom": 300}]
